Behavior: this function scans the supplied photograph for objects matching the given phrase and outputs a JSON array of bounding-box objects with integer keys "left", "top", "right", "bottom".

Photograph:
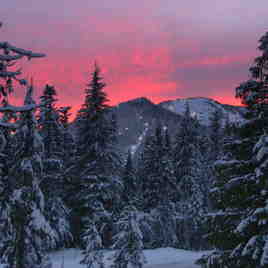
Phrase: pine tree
[
  {"left": 0, "top": 27, "right": 52, "bottom": 268},
  {"left": 198, "top": 31, "right": 268, "bottom": 268},
  {"left": 137, "top": 124, "right": 178, "bottom": 248},
  {"left": 210, "top": 109, "right": 223, "bottom": 161},
  {"left": 121, "top": 150, "right": 138, "bottom": 207},
  {"left": 38, "top": 85, "right": 72, "bottom": 249},
  {"left": 112, "top": 206, "right": 146, "bottom": 268},
  {"left": 38, "top": 84, "right": 62, "bottom": 159},
  {"left": 70, "top": 63, "right": 121, "bottom": 246},
  {"left": 173, "top": 103, "right": 209, "bottom": 249},
  {"left": 138, "top": 123, "right": 176, "bottom": 211},
  {"left": 80, "top": 222, "right": 104, "bottom": 268},
  {"left": 228, "top": 133, "right": 268, "bottom": 267},
  {"left": 0, "top": 85, "right": 55, "bottom": 268},
  {"left": 58, "top": 106, "right": 76, "bottom": 167},
  {"left": 236, "top": 31, "right": 268, "bottom": 118}
]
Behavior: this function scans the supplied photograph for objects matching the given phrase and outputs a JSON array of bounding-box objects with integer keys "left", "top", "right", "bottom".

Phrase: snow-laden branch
[
  {"left": 0, "top": 42, "right": 46, "bottom": 59},
  {"left": 0, "top": 104, "right": 37, "bottom": 113},
  {"left": 0, "top": 54, "right": 23, "bottom": 61},
  {"left": 0, "top": 121, "right": 20, "bottom": 129}
]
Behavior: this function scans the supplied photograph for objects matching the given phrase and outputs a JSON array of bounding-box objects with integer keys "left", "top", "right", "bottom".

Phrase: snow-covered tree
[
  {"left": 112, "top": 206, "right": 146, "bottom": 268},
  {"left": 209, "top": 109, "right": 223, "bottom": 160},
  {"left": 58, "top": 106, "right": 76, "bottom": 167},
  {"left": 225, "top": 133, "right": 268, "bottom": 267},
  {"left": 0, "top": 84, "right": 54, "bottom": 268},
  {"left": 38, "top": 85, "right": 72, "bottom": 249},
  {"left": 0, "top": 26, "right": 53, "bottom": 268},
  {"left": 198, "top": 32, "right": 268, "bottom": 267},
  {"left": 38, "top": 84, "right": 62, "bottom": 159},
  {"left": 121, "top": 150, "right": 138, "bottom": 207},
  {"left": 173, "top": 104, "right": 210, "bottom": 249},
  {"left": 138, "top": 124, "right": 177, "bottom": 211},
  {"left": 69, "top": 63, "right": 122, "bottom": 246},
  {"left": 236, "top": 31, "right": 268, "bottom": 118},
  {"left": 80, "top": 222, "right": 104, "bottom": 268}
]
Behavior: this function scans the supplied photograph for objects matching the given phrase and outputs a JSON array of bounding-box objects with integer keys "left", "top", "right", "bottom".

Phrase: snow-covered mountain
[
  {"left": 111, "top": 97, "right": 247, "bottom": 155},
  {"left": 112, "top": 97, "right": 182, "bottom": 155},
  {"left": 159, "top": 97, "right": 246, "bottom": 127}
]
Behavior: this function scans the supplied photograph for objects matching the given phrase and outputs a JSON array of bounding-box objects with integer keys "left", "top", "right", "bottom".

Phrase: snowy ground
[{"left": 50, "top": 247, "right": 206, "bottom": 268}]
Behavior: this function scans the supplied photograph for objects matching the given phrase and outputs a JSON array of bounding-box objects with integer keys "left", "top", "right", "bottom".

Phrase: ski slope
[{"left": 50, "top": 247, "right": 206, "bottom": 268}]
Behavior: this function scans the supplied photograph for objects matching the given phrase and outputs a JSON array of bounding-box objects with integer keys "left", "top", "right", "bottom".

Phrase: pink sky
[{"left": 1, "top": 0, "right": 267, "bottom": 114}]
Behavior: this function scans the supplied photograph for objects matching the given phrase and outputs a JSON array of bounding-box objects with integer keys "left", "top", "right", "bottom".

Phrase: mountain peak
[{"left": 119, "top": 97, "right": 153, "bottom": 106}]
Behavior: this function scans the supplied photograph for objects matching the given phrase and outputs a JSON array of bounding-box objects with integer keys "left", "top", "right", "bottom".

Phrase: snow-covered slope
[
  {"left": 50, "top": 247, "right": 207, "bottom": 268},
  {"left": 112, "top": 97, "right": 182, "bottom": 155},
  {"left": 159, "top": 97, "right": 246, "bottom": 126}
]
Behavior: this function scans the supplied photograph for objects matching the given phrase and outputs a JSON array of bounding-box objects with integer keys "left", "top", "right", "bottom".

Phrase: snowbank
[{"left": 50, "top": 247, "right": 206, "bottom": 268}]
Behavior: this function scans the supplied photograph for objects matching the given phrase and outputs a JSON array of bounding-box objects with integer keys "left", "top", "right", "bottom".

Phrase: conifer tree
[
  {"left": 38, "top": 85, "right": 72, "bottom": 249},
  {"left": 173, "top": 104, "right": 209, "bottom": 249},
  {"left": 236, "top": 31, "right": 268, "bottom": 118},
  {"left": 80, "top": 222, "right": 104, "bottom": 268},
  {"left": 210, "top": 109, "right": 223, "bottom": 160},
  {"left": 228, "top": 133, "right": 268, "bottom": 267},
  {"left": 198, "top": 31, "right": 268, "bottom": 268},
  {"left": 0, "top": 26, "right": 52, "bottom": 268},
  {"left": 38, "top": 84, "right": 62, "bottom": 159},
  {"left": 139, "top": 124, "right": 176, "bottom": 211},
  {"left": 58, "top": 106, "right": 76, "bottom": 167},
  {"left": 112, "top": 206, "right": 146, "bottom": 268},
  {"left": 121, "top": 150, "right": 137, "bottom": 207},
  {"left": 0, "top": 85, "right": 55, "bottom": 268},
  {"left": 70, "top": 63, "right": 121, "bottom": 245}
]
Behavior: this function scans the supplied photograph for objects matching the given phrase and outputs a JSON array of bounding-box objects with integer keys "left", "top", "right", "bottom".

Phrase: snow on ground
[{"left": 50, "top": 247, "right": 207, "bottom": 268}]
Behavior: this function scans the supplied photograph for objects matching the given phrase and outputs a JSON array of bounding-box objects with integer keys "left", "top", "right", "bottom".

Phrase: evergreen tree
[
  {"left": 121, "top": 150, "right": 138, "bottom": 207},
  {"left": 38, "top": 84, "right": 62, "bottom": 159},
  {"left": 236, "top": 31, "right": 268, "bottom": 118},
  {"left": 112, "top": 206, "right": 146, "bottom": 268},
  {"left": 38, "top": 85, "right": 72, "bottom": 249},
  {"left": 80, "top": 222, "right": 104, "bottom": 268},
  {"left": 198, "top": 31, "right": 268, "bottom": 268},
  {"left": 173, "top": 103, "right": 209, "bottom": 249},
  {"left": 0, "top": 85, "right": 54, "bottom": 268},
  {"left": 228, "top": 133, "right": 268, "bottom": 267},
  {"left": 0, "top": 27, "right": 53, "bottom": 268},
  {"left": 58, "top": 106, "right": 76, "bottom": 167},
  {"left": 210, "top": 109, "right": 223, "bottom": 160},
  {"left": 138, "top": 124, "right": 176, "bottom": 211},
  {"left": 70, "top": 63, "right": 121, "bottom": 246}
]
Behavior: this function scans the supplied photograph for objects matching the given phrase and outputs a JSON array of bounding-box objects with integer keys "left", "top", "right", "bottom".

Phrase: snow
[
  {"left": 50, "top": 247, "right": 206, "bottom": 268},
  {"left": 160, "top": 97, "right": 245, "bottom": 127}
]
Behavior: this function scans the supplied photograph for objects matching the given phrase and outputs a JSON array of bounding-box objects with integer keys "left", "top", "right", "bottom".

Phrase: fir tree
[
  {"left": 80, "top": 222, "right": 104, "bottom": 268},
  {"left": 38, "top": 84, "right": 63, "bottom": 159},
  {"left": 173, "top": 103, "right": 210, "bottom": 249},
  {"left": 112, "top": 206, "right": 146, "bottom": 268},
  {"left": 58, "top": 106, "right": 76, "bottom": 167},
  {"left": 121, "top": 150, "right": 137, "bottom": 207},
  {"left": 38, "top": 86, "right": 72, "bottom": 249},
  {"left": 70, "top": 63, "right": 121, "bottom": 246},
  {"left": 0, "top": 85, "right": 54, "bottom": 268},
  {"left": 210, "top": 109, "right": 223, "bottom": 160},
  {"left": 236, "top": 31, "right": 268, "bottom": 118},
  {"left": 198, "top": 31, "right": 268, "bottom": 268},
  {"left": 0, "top": 27, "right": 52, "bottom": 268},
  {"left": 138, "top": 123, "right": 176, "bottom": 211}
]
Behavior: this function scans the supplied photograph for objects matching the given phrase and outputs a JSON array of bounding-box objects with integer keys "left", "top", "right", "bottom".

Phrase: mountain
[
  {"left": 112, "top": 97, "right": 247, "bottom": 155},
  {"left": 73, "top": 97, "right": 247, "bottom": 156},
  {"left": 158, "top": 97, "right": 246, "bottom": 127},
  {"left": 112, "top": 97, "right": 182, "bottom": 156}
]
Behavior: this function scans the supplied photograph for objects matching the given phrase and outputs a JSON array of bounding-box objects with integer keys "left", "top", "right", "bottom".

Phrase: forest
[{"left": 0, "top": 23, "right": 268, "bottom": 268}]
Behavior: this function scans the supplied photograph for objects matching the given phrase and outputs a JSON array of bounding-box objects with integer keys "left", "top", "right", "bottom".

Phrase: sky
[{"left": 1, "top": 0, "right": 268, "bottom": 113}]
